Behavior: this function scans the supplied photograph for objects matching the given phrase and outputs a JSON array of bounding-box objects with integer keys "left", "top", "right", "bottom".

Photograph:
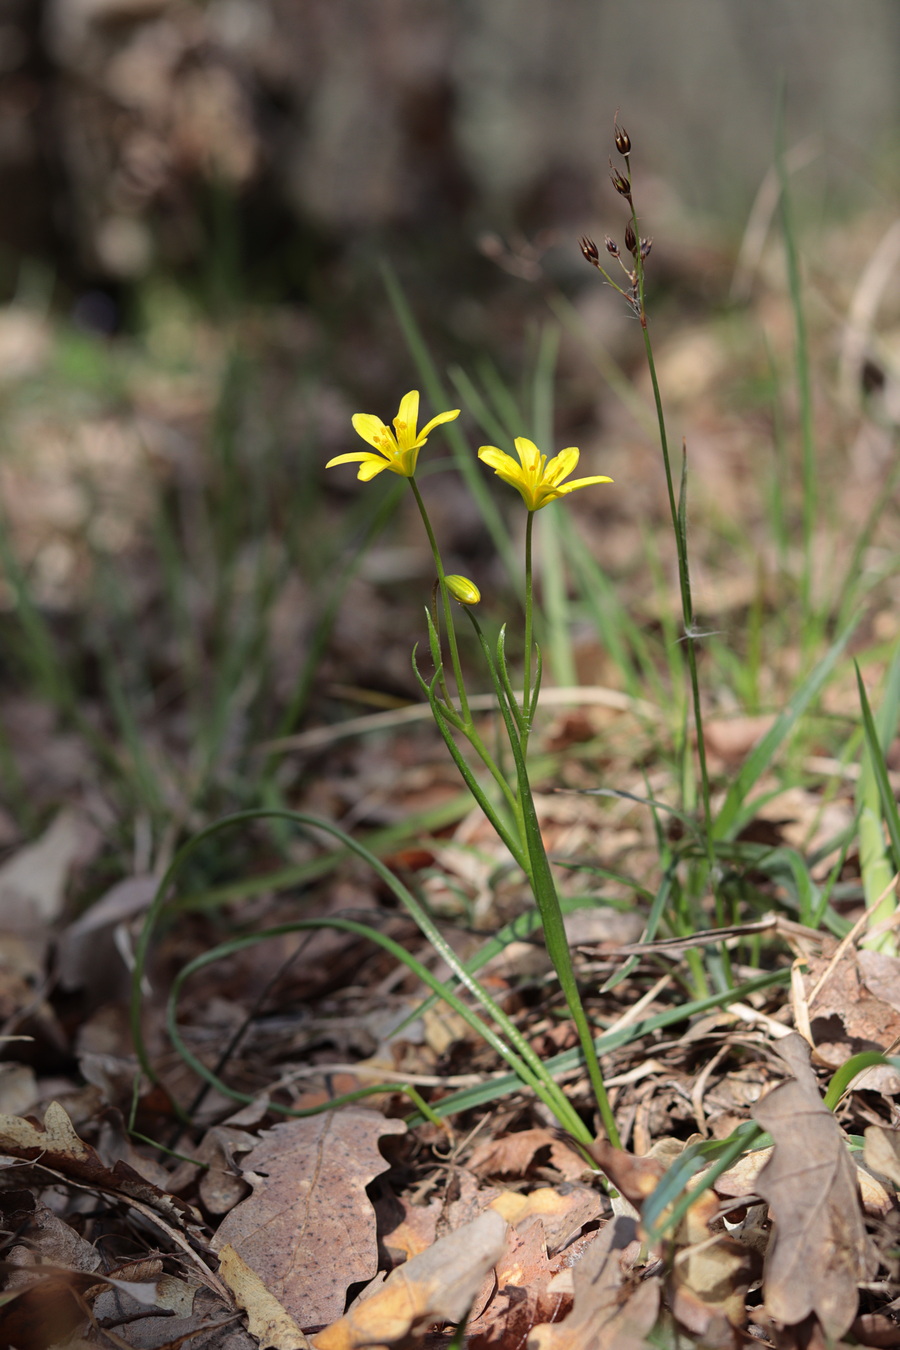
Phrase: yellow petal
[
  {"left": 357, "top": 457, "right": 391, "bottom": 481},
  {"left": 394, "top": 390, "right": 420, "bottom": 442},
  {"left": 326, "top": 450, "right": 380, "bottom": 469},
  {"left": 418, "top": 408, "right": 460, "bottom": 441},
  {"left": 478, "top": 445, "right": 518, "bottom": 473},
  {"left": 513, "top": 438, "right": 542, "bottom": 474},
  {"left": 544, "top": 447, "right": 580, "bottom": 485},
  {"left": 352, "top": 414, "right": 390, "bottom": 449},
  {"left": 557, "top": 475, "right": 614, "bottom": 494}
]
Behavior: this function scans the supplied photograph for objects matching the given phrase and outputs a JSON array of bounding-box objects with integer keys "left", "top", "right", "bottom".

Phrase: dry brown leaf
[
  {"left": 714, "top": 1142, "right": 891, "bottom": 1220},
  {"left": 313, "top": 1208, "right": 508, "bottom": 1350},
  {"left": 212, "top": 1108, "right": 406, "bottom": 1331},
  {"left": 0, "top": 1100, "right": 201, "bottom": 1234},
  {"left": 218, "top": 1243, "right": 311, "bottom": 1350},
  {"left": 668, "top": 1183, "right": 757, "bottom": 1335},
  {"left": 0, "top": 1266, "right": 99, "bottom": 1350},
  {"left": 376, "top": 1192, "right": 441, "bottom": 1264},
  {"left": 704, "top": 714, "right": 777, "bottom": 763},
  {"left": 466, "top": 1218, "right": 565, "bottom": 1349},
  {"left": 489, "top": 1185, "right": 604, "bottom": 1254},
  {"left": 469, "top": 1128, "right": 588, "bottom": 1182},
  {"left": 752, "top": 1033, "right": 873, "bottom": 1342},
  {"left": 578, "top": 1136, "right": 670, "bottom": 1212},
  {"left": 864, "top": 1125, "right": 900, "bottom": 1190},
  {"left": 526, "top": 1215, "right": 658, "bottom": 1350},
  {"left": 804, "top": 947, "right": 900, "bottom": 1092},
  {"left": 0, "top": 808, "right": 95, "bottom": 932},
  {"left": 857, "top": 948, "right": 900, "bottom": 1013}
]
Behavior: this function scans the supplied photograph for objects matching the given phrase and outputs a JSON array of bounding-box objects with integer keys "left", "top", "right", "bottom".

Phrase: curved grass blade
[
  {"left": 166, "top": 918, "right": 585, "bottom": 1132},
  {"left": 132, "top": 809, "right": 586, "bottom": 1139},
  {"left": 406, "top": 968, "right": 790, "bottom": 1122}
]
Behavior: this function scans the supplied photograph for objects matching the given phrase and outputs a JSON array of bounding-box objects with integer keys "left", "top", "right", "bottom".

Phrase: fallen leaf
[
  {"left": 668, "top": 1183, "right": 757, "bottom": 1334},
  {"left": 0, "top": 808, "right": 98, "bottom": 940},
  {"left": 577, "top": 1136, "right": 670, "bottom": 1212},
  {"left": 864, "top": 1125, "right": 900, "bottom": 1190},
  {"left": 489, "top": 1185, "right": 604, "bottom": 1254},
  {"left": 56, "top": 873, "right": 159, "bottom": 992},
  {"left": 313, "top": 1208, "right": 508, "bottom": 1350},
  {"left": 211, "top": 1108, "right": 406, "bottom": 1330},
  {"left": 0, "top": 1266, "right": 99, "bottom": 1349},
  {"left": 469, "top": 1127, "right": 587, "bottom": 1182},
  {"left": 804, "top": 947, "right": 900, "bottom": 1092},
  {"left": 219, "top": 1243, "right": 311, "bottom": 1350},
  {"left": 526, "top": 1215, "right": 658, "bottom": 1349},
  {"left": 376, "top": 1192, "right": 441, "bottom": 1264},
  {"left": 752, "top": 1033, "right": 873, "bottom": 1342},
  {"left": 0, "top": 1101, "right": 201, "bottom": 1234},
  {"left": 704, "top": 714, "right": 777, "bottom": 762},
  {"left": 467, "top": 1218, "right": 564, "bottom": 1349}
]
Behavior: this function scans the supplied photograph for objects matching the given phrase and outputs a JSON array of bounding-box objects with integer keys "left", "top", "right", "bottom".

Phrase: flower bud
[
  {"left": 445, "top": 575, "right": 481, "bottom": 605},
  {"left": 609, "top": 168, "right": 632, "bottom": 200},
  {"left": 580, "top": 236, "right": 600, "bottom": 264}
]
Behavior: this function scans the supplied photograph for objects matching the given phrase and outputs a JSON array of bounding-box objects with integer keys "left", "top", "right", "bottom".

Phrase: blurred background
[
  {"left": 3, "top": 0, "right": 899, "bottom": 296},
  {"left": 1, "top": 0, "right": 899, "bottom": 852}
]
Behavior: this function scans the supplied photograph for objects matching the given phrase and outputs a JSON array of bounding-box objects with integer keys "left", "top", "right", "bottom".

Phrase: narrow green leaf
[{"left": 713, "top": 621, "right": 856, "bottom": 841}]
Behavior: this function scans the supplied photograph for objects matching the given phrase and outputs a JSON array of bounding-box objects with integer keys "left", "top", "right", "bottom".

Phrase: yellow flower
[
  {"left": 478, "top": 437, "right": 612, "bottom": 511},
  {"left": 326, "top": 390, "right": 460, "bottom": 481},
  {"left": 445, "top": 575, "right": 481, "bottom": 605}
]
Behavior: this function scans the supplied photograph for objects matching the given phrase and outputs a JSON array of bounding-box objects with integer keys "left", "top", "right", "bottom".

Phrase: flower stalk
[{"left": 327, "top": 374, "right": 620, "bottom": 1143}]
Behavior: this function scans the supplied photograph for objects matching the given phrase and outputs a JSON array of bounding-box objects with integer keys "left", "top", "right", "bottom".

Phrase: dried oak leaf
[
  {"left": 668, "top": 1183, "right": 757, "bottom": 1336},
  {"left": 313, "top": 1208, "right": 508, "bottom": 1350},
  {"left": 469, "top": 1128, "right": 587, "bottom": 1182},
  {"left": 219, "top": 1242, "right": 311, "bottom": 1350},
  {"left": 527, "top": 1215, "right": 658, "bottom": 1350},
  {"left": 490, "top": 1185, "right": 604, "bottom": 1255},
  {"left": 466, "top": 1217, "right": 568, "bottom": 1349},
  {"left": 211, "top": 1108, "right": 406, "bottom": 1331},
  {"left": 577, "top": 1136, "right": 669, "bottom": 1213},
  {"left": 0, "top": 1101, "right": 201, "bottom": 1233},
  {"left": 752, "top": 1033, "right": 874, "bottom": 1342}
]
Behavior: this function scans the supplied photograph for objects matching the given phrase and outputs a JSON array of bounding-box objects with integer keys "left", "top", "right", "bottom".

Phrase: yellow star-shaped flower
[
  {"left": 326, "top": 390, "right": 460, "bottom": 481},
  {"left": 478, "top": 437, "right": 612, "bottom": 511}
]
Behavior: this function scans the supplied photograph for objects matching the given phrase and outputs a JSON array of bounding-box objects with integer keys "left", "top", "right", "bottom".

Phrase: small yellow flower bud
[{"left": 445, "top": 575, "right": 481, "bottom": 605}]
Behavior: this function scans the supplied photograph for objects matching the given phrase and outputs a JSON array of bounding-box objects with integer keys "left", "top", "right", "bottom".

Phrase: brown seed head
[
  {"left": 610, "top": 166, "right": 632, "bottom": 199},
  {"left": 604, "top": 236, "right": 620, "bottom": 258},
  {"left": 580, "top": 236, "right": 600, "bottom": 264},
  {"left": 640, "top": 237, "right": 653, "bottom": 262},
  {"left": 614, "top": 120, "right": 631, "bottom": 156},
  {"left": 624, "top": 222, "right": 638, "bottom": 256}
]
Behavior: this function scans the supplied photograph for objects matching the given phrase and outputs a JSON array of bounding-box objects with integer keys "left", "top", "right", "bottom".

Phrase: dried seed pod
[
  {"left": 640, "top": 237, "right": 653, "bottom": 261},
  {"left": 610, "top": 167, "right": 632, "bottom": 199},
  {"left": 604, "top": 235, "right": 620, "bottom": 258},
  {"left": 624, "top": 222, "right": 638, "bottom": 256},
  {"left": 580, "top": 236, "right": 600, "bottom": 264},
  {"left": 614, "top": 120, "right": 631, "bottom": 156}
]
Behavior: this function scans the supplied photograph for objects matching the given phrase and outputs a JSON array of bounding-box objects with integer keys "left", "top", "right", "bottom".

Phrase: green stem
[
  {"left": 775, "top": 103, "right": 816, "bottom": 628},
  {"left": 469, "top": 612, "right": 619, "bottom": 1144},
  {"left": 523, "top": 510, "right": 535, "bottom": 726},
  {"left": 630, "top": 197, "right": 727, "bottom": 965},
  {"left": 409, "top": 476, "right": 471, "bottom": 723}
]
